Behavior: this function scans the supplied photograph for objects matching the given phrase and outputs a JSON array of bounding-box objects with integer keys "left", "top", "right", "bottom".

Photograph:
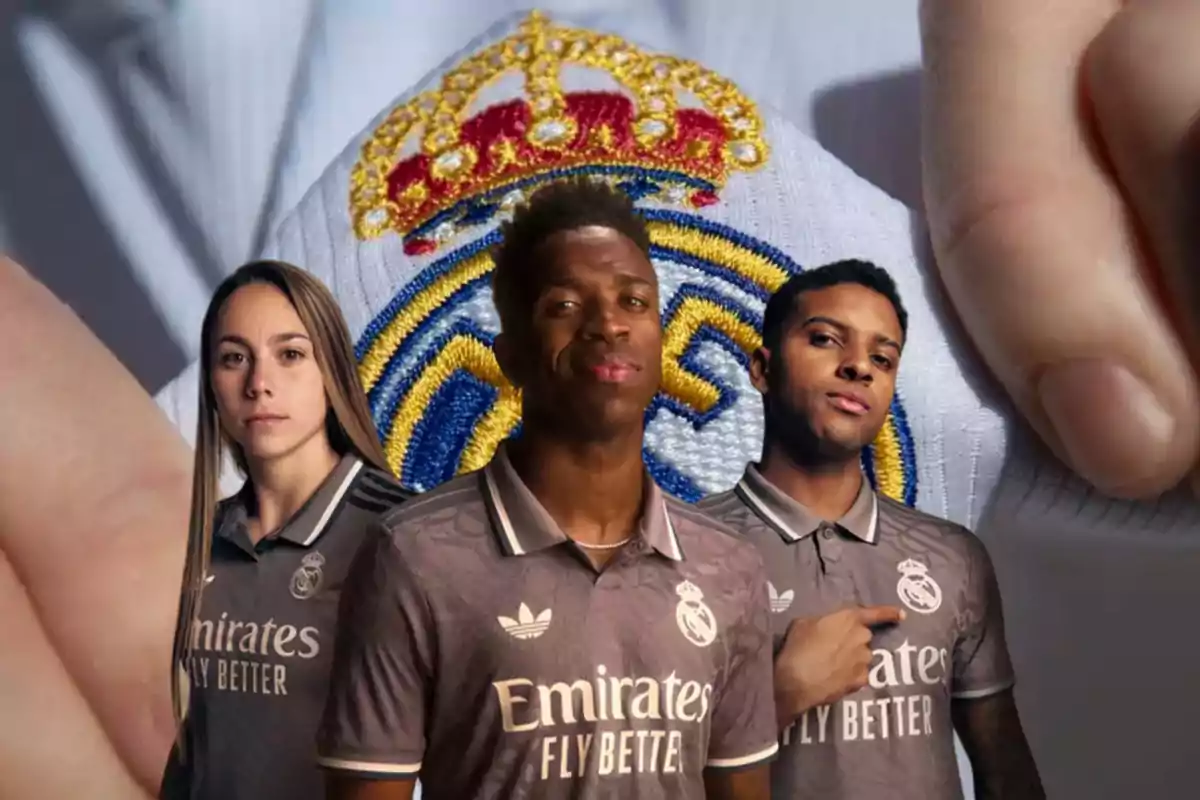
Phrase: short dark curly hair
[
  {"left": 490, "top": 179, "right": 652, "bottom": 330},
  {"left": 761, "top": 259, "right": 908, "bottom": 351}
]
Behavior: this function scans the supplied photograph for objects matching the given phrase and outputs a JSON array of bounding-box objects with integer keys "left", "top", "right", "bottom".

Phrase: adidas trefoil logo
[
  {"left": 768, "top": 582, "right": 794, "bottom": 614},
  {"left": 498, "top": 603, "right": 553, "bottom": 640}
]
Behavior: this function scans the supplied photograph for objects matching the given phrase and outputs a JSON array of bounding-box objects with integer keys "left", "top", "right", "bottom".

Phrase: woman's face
[{"left": 209, "top": 283, "right": 330, "bottom": 464}]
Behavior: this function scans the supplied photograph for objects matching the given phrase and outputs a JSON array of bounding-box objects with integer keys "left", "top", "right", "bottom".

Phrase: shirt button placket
[
  {"left": 818, "top": 524, "right": 842, "bottom": 561},
  {"left": 813, "top": 523, "right": 844, "bottom": 580},
  {"left": 817, "top": 524, "right": 861, "bottom": 605}
]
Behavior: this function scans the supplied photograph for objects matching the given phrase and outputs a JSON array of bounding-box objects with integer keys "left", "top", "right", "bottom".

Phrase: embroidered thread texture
[{"left": 349, "top": 12, "right": 917, "bottom": 504}]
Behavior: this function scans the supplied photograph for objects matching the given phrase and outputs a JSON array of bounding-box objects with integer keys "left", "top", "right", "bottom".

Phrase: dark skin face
[
  {"left": 326, "top": 233, "right": 766, "bottom": 800},
  {"left": 495, "top": 225, "right": 663, "bottom": 441},
  {"left": 752, "top": 282, "right": 904, "bottom": 464}
]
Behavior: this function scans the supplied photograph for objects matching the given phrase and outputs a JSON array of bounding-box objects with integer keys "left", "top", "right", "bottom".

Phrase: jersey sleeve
[
  {"left": 951, "top": 533, "right": 1016, "bottom": 699},
  {"left": 158, "top": 737, "right": 191, "bottom": 799},
  {"left": 705, "top": 552, "right": 780, "bottom": 769},
  {"left": 316, "top": 519, "right": 434, "bottom": 777}
]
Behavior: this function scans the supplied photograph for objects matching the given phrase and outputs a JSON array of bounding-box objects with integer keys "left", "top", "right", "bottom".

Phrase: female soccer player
[{"left": 159, "top": 261, "right": 410, "bottom": 800}]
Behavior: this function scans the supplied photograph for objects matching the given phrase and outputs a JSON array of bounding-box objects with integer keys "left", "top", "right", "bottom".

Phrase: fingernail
[{"left": 1036, "top": 359, "right": 1176, "bottom": 495}]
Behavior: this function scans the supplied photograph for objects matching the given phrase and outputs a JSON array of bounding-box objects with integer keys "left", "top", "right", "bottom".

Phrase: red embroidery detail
[
  {"left": 385, "top": 91, "right": 730, "bottom": 236},
  {"left": 403, "top": 238, "right": 437, "bottom": 256},
  {"left": 690, "top": 190, "right": 719, "bottom": 208}
]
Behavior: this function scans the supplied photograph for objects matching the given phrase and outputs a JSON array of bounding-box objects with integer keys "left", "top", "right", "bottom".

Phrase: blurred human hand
[
  {"left": 0, "top": 256, "right": 189, "bottom": 799},
  {"left": 922, "top": 0, "right": 1200, "bottom": 500}
]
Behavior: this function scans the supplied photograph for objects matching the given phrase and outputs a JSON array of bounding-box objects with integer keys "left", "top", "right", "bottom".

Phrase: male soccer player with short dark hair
[
  {"left": 700, "top": 260, "right": 1045, "bottom": 799},
  {"left": 316, "top": 179, "right": 779, "bottom": 800}
]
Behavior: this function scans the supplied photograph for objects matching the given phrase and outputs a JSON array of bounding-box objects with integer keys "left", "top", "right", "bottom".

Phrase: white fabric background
[{"left": 4, "top": 3, "right": 1197, "bottom": 798}]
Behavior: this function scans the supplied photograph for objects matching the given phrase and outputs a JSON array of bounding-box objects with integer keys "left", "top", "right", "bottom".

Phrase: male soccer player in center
[
  {"left": 315, "top": 180, "right": 779, "bottom": 800},
  {"left": 701, "top": 261, "right": 1044, "bottom": 799}
]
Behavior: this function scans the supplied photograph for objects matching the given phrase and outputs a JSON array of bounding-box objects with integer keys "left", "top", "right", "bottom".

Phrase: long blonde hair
[{"left": 170, "top": 260, "right": 390, "bottom": 753}]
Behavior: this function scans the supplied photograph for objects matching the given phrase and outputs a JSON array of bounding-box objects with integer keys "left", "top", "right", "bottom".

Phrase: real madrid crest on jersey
[
  {"left": 674, "top": 581, "right": 718, "bottom": 647},
  {"left": 896, "top": 559, "right": 942, "bottom": 615},
  {"left": 345, "top": 11, "right": 919, "bottom": 504},
  {"left": 290, "top": 552, "right": 326, "bottom": 600}
]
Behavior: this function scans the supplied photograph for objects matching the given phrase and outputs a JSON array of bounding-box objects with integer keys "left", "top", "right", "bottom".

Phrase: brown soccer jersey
[
  {"left": 700, "top": 466, "right": 1015, "bottom": 800},
  {"left": 317, "top": 444, "right": 779, "bottom": 799},
  {"left": 159, "top": 456, "right": 411, "bottom": 800}
]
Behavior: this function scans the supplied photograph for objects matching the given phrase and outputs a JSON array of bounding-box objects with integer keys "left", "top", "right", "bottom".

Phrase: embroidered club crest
[
  {"left": 290, "top": 551, "right": 326, "bottom": 600},
  {"left": 338, "top": 11, "right": 918, "bottom": 503},
  {"left": 896, "top": 558, "right": 942, "bottom": 615},
  {"left": 674, "top": 580, "right": 718, "bottom": 647}
]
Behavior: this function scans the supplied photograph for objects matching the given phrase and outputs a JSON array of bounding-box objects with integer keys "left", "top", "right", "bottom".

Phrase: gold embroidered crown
[{"left": 349, "top": 11, "right": 769, "bottom": 254}]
